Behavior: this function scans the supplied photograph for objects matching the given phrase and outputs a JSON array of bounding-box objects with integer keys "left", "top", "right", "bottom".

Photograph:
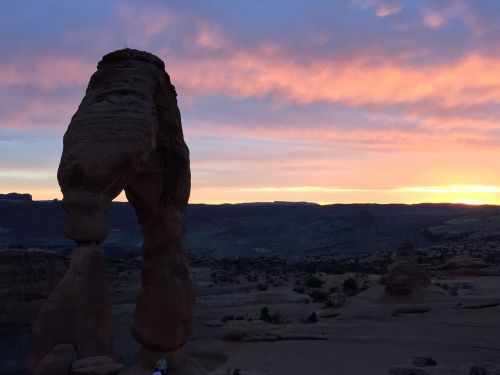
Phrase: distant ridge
[
  {"left": 1, "top": 192, "right": 499, "bottom": 258},
  {"left": 0, "top": 193, "right": 32, "bottom": 201}
]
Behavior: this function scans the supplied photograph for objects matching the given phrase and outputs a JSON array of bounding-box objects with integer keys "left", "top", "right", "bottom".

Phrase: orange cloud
[{"left": 169, "top": 51, "right": 500, "bottom": 110}]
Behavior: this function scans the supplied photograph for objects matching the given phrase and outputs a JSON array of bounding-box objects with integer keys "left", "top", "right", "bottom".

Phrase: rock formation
[
  {"left": 29, "top": 49, "right": 199, "bottom": 374},
  {"left": 438, "top": 253, "right": 488, "bottom": 275},
  {"left": 32, "top": 344, "right": 77, "bottom": 375},
  {"left": 385, "top": 240, "right": 430, "bottom": 295},
  {"left": 0, "top": 249, "right": 67, "bottom": 305}
]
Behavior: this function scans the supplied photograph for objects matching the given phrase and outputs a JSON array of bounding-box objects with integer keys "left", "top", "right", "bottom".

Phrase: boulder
[{"left": 33, "top": 344, "right": 77, "bottom": 375}]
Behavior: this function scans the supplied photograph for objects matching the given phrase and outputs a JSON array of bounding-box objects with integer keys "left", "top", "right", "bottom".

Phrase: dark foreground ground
[{"left": 2, "top": 239, "right": 500, "bottom": 374}]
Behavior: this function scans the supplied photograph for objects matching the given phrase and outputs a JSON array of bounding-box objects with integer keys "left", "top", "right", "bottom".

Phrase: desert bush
[
  {"left": 293, "top": 286, "right": 306, "bottom": 294},
  {"left": 222, "top": 315, "right": 234, "bottom": 323},
  {"left": 325, "top": 293, "right": 346, "bottom": 308},
  {"left": 304, "top": 275, "right": 324, "bottom": 288},
  {"left": 303, "top": 311, "right": 318, "bottom": 324},
  {"left": 342, "top": 277, "right": 359, "bottom": 296},
  {"left": 257, "top": 283, "right": 268, "bottom": 291},
  {"left": 260, "top": 306, "right": 272, "bottom": 322},
  {"left": 308, "top": 290, "right": 328, "bottom": 302}
]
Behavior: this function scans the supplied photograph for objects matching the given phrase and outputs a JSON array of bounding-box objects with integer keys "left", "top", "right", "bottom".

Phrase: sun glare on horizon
[{"left": 1, "top": 1, "right": 500, "bottom": 207}]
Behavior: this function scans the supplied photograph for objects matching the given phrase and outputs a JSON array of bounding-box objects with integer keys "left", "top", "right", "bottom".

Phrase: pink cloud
[
  {"left": 351, "top": 0, "right": 404, "bottom": 17},
  {"left": 168, "top": 49, "right": 500, "bottom": 111},
  {"left": 193, "top": 22, "right": 226, "bottom": 50},
  {"left": 423, "top": 12, "right": 445, "bottom": 28},
  {"left": 0, "top": 56, "right": 94, "bottom": 89},
  {"left": 376, "top": 4, "right": 403, "bottom": 17},
  {"left": 1, "top": 94, "right": 81, "bottom": 131}
]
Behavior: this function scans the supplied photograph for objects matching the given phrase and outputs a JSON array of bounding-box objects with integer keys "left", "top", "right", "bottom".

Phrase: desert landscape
[
  {"left": 3, "top": 1, "right": 500, "bottom": 374},
  {"left": 2, "top": 194, "right": 500, "bottom": 373}
]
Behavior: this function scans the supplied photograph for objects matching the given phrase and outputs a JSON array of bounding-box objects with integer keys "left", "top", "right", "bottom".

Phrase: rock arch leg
[
  {"left": 28, "top": 192, "right": 117, "bottom": 373},
  {"left": 124, "top": 142, "right": 195, "bottom": 371}
]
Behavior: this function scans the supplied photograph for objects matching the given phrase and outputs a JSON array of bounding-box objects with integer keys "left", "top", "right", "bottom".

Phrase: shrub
[
  {"left": 308, "top": 290, "right": 328, "bottom": 302},
  {"left": 304, "top": 312, "right": 318, "bottom": 324},
  {"left": 293, "top": 286, "right": 306, "bottom": 294},
  {"left": 222, "top": 315, "right": 234, "bottom": 323},
  {"left": 304, "top": 275, "right": 324, "bottom": 288},
  {"left": 257, "top": 283, "right": 268, "bottom": 291},
  {"left": 325, "top": 293, "right": 346, "bottom": 308},
  {"left": 342, "top": 277, "right": 359, "bottom": 296},
  {"left": 260, "top": 306, "right": 272, "bottom": 322}
]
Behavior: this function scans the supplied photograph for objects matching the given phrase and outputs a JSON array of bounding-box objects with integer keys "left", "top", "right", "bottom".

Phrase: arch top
[{"left": 98, "top": 48, "right": 166, "bottom": 71}]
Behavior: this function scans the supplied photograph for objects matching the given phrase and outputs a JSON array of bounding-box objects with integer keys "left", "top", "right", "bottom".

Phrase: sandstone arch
[{"left": 29, "top": 49, "right": 198, "bottom": 374}]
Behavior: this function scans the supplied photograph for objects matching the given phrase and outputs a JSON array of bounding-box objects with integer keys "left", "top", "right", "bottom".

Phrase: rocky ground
[{"left": 2, "top": 240, "right": 500, "bottom": 374}]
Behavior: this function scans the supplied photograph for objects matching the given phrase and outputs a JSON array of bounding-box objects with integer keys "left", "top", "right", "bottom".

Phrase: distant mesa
[{"left": 0, "top": 193, "right": 32, "bottom": 201}]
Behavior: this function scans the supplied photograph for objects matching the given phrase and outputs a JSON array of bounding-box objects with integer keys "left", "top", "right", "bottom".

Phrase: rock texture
[
  {"left": 0, "top": 249, "right": 66, "bottom": 305},
  {"left": 438, "top": 253, "right": 488, "bottom": 274},
  {"left": 385, "top": 240, "right": 430, "bottom": 296},
  {"left": 29, "top": 49, "right": 195, "bottom": 373},
  {"left": 29, "top": 244, "right": 113, "bottom": 371},
  {"left": 32, "top": 344, "right": 77, "bottom": 375},
  {"left": 71, "top": 356, "right": 124, "bottom": 375}
]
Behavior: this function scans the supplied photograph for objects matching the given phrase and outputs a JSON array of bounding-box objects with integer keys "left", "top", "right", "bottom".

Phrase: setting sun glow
[{"left": 1, "top": 2, "right": 500, "bottom": 206}]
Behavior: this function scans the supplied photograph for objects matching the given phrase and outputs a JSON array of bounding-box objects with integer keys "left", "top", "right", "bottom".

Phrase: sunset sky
[{"left": 1, "top": 0, "right": 500, "bottom": 205}]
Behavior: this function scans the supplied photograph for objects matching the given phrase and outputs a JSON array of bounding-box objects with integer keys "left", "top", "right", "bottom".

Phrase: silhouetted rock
[
  {"left": 385, "top": 241, "right": 430, "bottom": 296},
  {"left": 0, "top": 192, "right": 32, "bottom": 201},
  {"left": 29, "top": 49, "right": 198, "bottom": 374},
  {"left": 71, "top": 356, "right": 123, "bottom": 374},
  {"left": 33, "top": 344, "right": 76, "bottom": 375},
  {"left": 439, "top": 254, "right": 488, "bottom": 274},
  {"left": 29, "top": 244, "right": 113, "bottom": 373}
]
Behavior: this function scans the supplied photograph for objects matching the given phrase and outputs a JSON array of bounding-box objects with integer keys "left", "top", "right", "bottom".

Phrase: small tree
[{"left": 260, "top": 306, "right": 272, "bottom": 322}]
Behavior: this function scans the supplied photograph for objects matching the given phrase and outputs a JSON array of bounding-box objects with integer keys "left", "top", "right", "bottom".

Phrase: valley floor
[
  {"left": 3, "top": 254, "right": 500, "bottom": 374},
  {"left": 111, "top": 268, "right": 500, "bottom": 375}
]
